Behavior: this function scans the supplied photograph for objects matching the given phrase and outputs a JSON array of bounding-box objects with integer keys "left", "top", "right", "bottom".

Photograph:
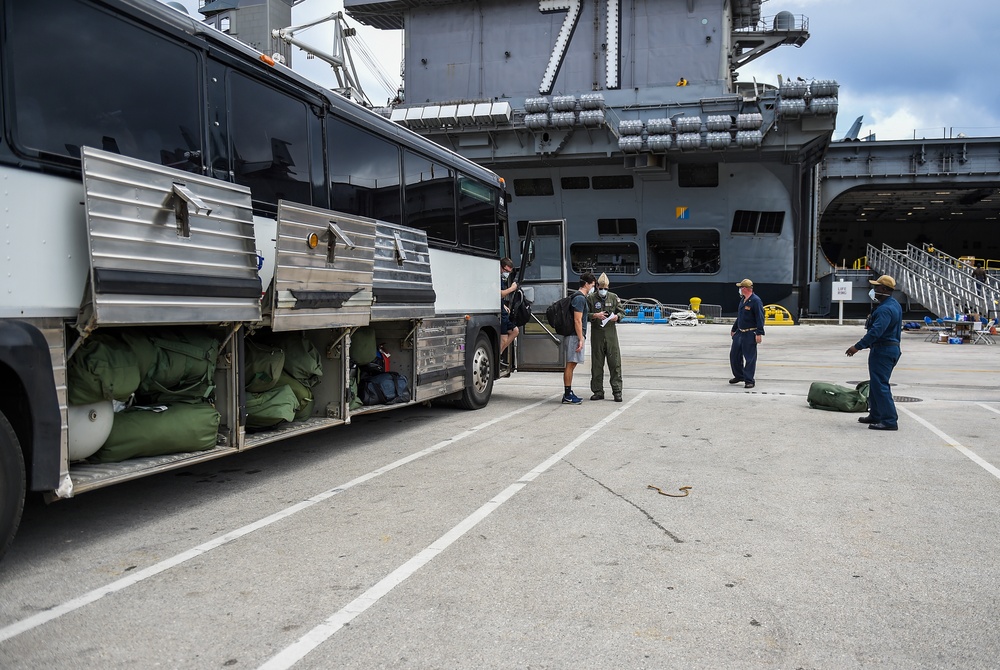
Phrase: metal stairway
[{"left": 866, "top": 243, "right": 1000, "bottom": 321}]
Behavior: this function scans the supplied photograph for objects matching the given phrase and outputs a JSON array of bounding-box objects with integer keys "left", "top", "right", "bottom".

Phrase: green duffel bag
[
  {"left": 90, "top": 402, "right": 220, "bottom": 463},
  {"left": 348, "top": 366, "right": 363, "bottom": 411},
  {"left": 140, "top": 329, "right": 221, "bottom": 404},
  {"left": 349, "top": 325, "right": 377, "bottom": 366},
  {"left": 245, "top": 339, "right": 285, "bottom": 393},
  {"left": 807, "top": 381, "right": 870, "bottom": 413},
  {"left": 268, "top": 332, "right": 324, "bottom": 388},
  {"left": 245, "top": 384, "right": 298, "bottom": 429},
  {"left": 67, "top": 332, "right": 142, "bottom": 405},
  {"left": 277, "top": 372, "right": 315, "bottom": 421},
  {"left": 118, "top": 329, "right": 158, "bottom": 374}
]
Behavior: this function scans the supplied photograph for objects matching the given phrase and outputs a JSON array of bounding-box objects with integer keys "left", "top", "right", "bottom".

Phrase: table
[{"left": 942, "top": 319, "right": 985, "bottom": 343}]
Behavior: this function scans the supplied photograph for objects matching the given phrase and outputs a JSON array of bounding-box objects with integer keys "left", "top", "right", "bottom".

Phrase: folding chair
[
  {"left": 923, "top": 315, "right": 947, "bottom": 342},
  {"left": 970, "top": 319, "right": 996, "bottom": 345}
]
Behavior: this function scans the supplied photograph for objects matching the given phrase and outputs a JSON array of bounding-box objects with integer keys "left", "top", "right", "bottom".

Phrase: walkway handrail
[{"left": 867, "top": 243, "right": 1000, "bottom": 321}]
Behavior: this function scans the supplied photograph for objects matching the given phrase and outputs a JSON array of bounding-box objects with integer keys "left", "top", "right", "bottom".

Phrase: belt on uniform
[
  {"left": 870, "top": 342, "right": 899, "bottom": 348},
  {"left": 738, "top": 328, "right": 757, "bottom": 333}
]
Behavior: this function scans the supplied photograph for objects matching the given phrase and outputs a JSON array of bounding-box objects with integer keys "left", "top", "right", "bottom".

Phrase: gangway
[{"left": 866, "top": 243, "right": 1000, "bottom": 321}]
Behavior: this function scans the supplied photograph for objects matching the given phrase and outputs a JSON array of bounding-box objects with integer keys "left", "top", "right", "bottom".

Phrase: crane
[{"left": 272, "top": 11, "right": 371, "bottom": 107}]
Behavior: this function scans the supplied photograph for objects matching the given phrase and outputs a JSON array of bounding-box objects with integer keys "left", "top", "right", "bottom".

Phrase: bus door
[
  {"left": 514, "top": 220, "right": 568, "bottom": 372},
  {"left": 77, "top": 146, "right": 262, "bottom": 329},
  {"left": 269, "top": 203, "right": 376, "bottom": 332}
]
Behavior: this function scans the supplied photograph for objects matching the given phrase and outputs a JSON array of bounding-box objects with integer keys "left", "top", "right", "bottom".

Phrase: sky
[{"left": 163, "top": 0, "right": 1000, "bottom": 142}]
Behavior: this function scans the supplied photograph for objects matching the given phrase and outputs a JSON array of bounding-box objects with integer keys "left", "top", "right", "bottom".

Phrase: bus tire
[
  {"left": 458, "top": 332, "right": 494, "bottom": 410},
  {"left": 0, "top": 410, "right": 25, "bottom": 562}
]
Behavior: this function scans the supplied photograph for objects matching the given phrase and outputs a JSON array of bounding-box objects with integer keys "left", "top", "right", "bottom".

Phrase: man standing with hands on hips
[
  {"left": 846, "top": 275, "right": 902, "bottom": 431},
  {"left": 730, "top": 278, "right": 764, "bottom": 389}
]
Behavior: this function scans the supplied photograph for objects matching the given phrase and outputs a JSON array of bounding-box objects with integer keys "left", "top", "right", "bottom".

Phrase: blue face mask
[
  {"left": 868, "top": 288, "right": 877, "bottom": 301},
  {"left": 598, "top": 289, "right": 607, "bottom": 297}
]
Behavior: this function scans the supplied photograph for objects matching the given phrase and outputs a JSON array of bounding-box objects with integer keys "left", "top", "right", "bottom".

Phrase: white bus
[{"left": 0, "top": 0, "right": 518, "bottom": 558}]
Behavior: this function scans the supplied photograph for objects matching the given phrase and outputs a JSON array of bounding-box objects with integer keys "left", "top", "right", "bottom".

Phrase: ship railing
[
  {"left": 603, "top": 106, "right": 623, "bottom": 139},
  {"left": 908, "top": 243, "right": 1000, "bottom": 319}
]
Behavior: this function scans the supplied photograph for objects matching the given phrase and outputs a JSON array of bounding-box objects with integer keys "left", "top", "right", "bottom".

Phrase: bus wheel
[
  {"left": 459, "top": 333, "right": 494, "bottom": 410},
  {"left": 0, "top": 410, "right": 25, "bottom": 562}
]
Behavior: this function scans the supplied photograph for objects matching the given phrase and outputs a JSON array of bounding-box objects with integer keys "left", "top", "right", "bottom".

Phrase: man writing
[{"left": 587, "top": 273, "right": 625, "bottom": 402}]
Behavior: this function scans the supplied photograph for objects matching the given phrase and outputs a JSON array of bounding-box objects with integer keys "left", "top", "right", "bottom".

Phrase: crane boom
[{"left": 272, "top": 11, "right": 370, "bottom": 107}]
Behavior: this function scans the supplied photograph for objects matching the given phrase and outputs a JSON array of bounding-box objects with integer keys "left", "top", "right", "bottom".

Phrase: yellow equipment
[{"left": 764, "top": 304, "right": 794, "bottom": 326}]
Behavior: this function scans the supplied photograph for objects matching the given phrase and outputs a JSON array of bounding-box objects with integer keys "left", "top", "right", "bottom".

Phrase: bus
[{"left": 0, "top": 0, "right": 521, "bottom": 559}]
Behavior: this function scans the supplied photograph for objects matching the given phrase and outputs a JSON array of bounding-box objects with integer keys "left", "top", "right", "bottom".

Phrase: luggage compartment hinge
[
  {"left": 169, "top": 182, "right": 212, "bottom": 238},
  {"left": 327, "top": 222, "right": 355, "bottom": 264},
  {"left": 392, "top": 231, "right": 408, "bottom": 265}
]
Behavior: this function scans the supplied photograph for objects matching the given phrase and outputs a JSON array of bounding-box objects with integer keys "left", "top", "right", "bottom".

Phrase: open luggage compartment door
[
  {"left": 78, "top": 146, "right": 262, "bottom": 326},
  {"left": 269, "top": 203, "right": 376, "bottom": 331},
  {"left": 371, "top": 221, "right": 436, "bottom": 321}
]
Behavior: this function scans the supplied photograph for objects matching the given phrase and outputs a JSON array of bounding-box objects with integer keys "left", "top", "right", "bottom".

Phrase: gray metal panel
[
  {"left": 270, "top": 202, "right": 376, "bottom": 331},
  {"left": 80, "top": 147, "right": 261, "bottom": 325},
  {"left": 414, "top": 317, "right": 466, "bottom": 398},
  {"left": 372, "top": 221, "right": 436, "bottom": 321}
]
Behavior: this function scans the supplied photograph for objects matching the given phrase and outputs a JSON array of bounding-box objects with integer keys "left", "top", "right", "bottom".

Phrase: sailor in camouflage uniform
[{"left": 587, "top": 273, "right": 626, "bottom": 402}]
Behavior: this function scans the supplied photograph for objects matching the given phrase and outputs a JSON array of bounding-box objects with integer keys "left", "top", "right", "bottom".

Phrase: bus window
[
  {"left": 404, "top": 150, "right": 456, "bottom": 244},
  {"left": 328, "top": 117, "right": 402, "bottom": 223},
  {"left": 458, "top": 175, "right": 498, "bottom": 253},
  {"left": 229, "top": 72, "right": 313, "bottom": 210},
  {"left": 6, "top": 0, "right": 202, "bottom": 172}
]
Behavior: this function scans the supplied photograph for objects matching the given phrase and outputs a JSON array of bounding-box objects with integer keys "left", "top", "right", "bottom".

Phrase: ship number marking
[{"left": 538, "top": 0, "right": 621, "bottom": 94}]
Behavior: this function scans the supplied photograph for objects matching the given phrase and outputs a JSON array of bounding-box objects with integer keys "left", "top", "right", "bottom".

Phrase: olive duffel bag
[{"left": 807, "top": 381, "right": 870, "bottom": 413}]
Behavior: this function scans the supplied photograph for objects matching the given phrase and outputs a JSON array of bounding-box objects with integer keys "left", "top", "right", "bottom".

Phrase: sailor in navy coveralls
[
  {"left": 846, "top": 275, "right": 903, "bottom": 431},
  {"left": 729, "top": 278, "right": 765, "bottom": 389}
]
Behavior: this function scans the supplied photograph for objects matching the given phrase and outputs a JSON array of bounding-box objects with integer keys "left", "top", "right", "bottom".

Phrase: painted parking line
[
  {"left": 901, "top": 406, "right": 1000, "bottom": 480},
  {"left": 0, "top": 395, "right": 557, "bottom": 645},
  {"left": 257, "top": 392, "right": 650, "bottom": 670}
]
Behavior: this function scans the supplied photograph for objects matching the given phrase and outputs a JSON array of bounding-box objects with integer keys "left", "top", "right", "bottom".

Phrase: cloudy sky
[{"left": 164, "top": 0, "right": 1000, "bottom": 141}]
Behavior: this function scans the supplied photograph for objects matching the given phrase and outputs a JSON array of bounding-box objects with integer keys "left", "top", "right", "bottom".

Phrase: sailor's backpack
[
  {"left": 545, "top": 293, "right": 578, "bottom": 337},
  {"left": 508, "top": 288, "right": 532, "bottom": 328}
]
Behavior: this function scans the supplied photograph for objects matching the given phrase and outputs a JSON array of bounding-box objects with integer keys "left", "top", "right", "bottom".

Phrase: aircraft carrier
[{"left": 345, "top": 0, "right": 838, "bottom": 310}]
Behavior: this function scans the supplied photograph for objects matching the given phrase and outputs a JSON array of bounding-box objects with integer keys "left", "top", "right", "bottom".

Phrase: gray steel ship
[{"left": 345, "top": 0, "right": 838, "bottom": 309}]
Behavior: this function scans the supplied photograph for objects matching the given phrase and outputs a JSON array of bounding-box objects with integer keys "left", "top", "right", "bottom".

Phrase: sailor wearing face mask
[
  {"left": 846, "top": 275, "right": 903, "bottom": 431},
  {"left": 586, "top": 273, "right": 626, "bottom": 401},
  {"left": 499, "top": 257, "right": 519, "bottom": 355}
]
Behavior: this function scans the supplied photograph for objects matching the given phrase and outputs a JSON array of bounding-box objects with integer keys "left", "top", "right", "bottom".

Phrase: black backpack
[
  {"left": 360, "top": 371, "right": 411, "bottom": 405},
  {"left": 508, "top": 288, "right": 532, "bottom": 328},
  {"left": 545, "top": 293, "right": 578, "bottom": 337}
]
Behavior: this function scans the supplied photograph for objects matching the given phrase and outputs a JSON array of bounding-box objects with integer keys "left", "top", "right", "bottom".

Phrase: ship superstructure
[{"left": 345, "top": 0, "right": 838, "bottom": 308}]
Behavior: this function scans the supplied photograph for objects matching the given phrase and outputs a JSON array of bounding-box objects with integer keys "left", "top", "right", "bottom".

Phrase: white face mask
[
  {"left": 868, "top": 288, "right": 877, "bottom": 301},
  {"left": 501, "top": 272, "right": 510, "bottom": 281},
  {"left": 598, "top": 289, "right": 607, "bottom": 297}
]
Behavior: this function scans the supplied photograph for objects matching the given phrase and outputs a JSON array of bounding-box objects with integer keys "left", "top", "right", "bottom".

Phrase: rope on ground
[{"left": 647, "top": 484, "right": 692, "bottom": 497}]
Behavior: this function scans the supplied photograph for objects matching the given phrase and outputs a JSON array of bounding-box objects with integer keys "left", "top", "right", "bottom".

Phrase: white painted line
[
  {"left": 0, "top": 395, "right": 557, "bottom": 645},
  {"left": 258, "top": 391, "right": 649, "bottom": 670},
  {"left": 978, "top": 403, "right": 1000, "bottom": 416},
  {"left": 900, "top": 406, "right": 1000, "bottom": 480}
]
